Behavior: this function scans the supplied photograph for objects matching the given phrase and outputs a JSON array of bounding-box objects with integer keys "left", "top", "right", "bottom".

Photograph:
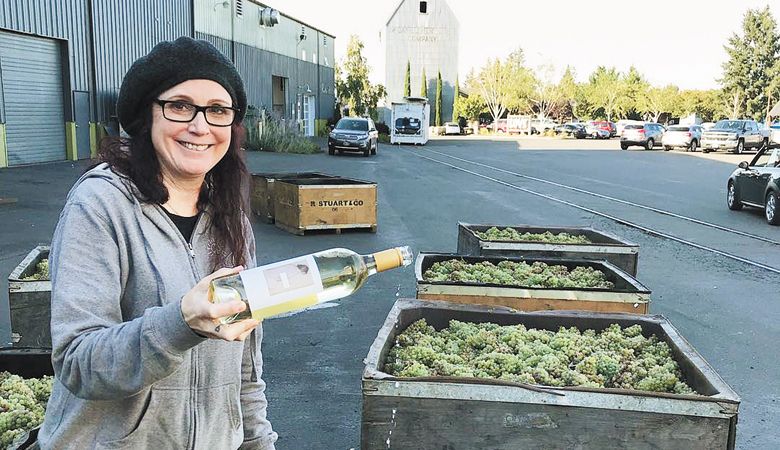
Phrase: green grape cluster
[
  {"left": 423, "top": 259, "right": 614, "bottom": 289},
  {"left": 475, "top": 227, "right": 592, "bottom": 244},
  {"left": 0, "top": 372, "right": 53, "bottom": 447},
  {"left": 386, "top": 320, "right": 696, "bottom": 395},
  {"left": 21, "top": 259, "right": 50, "bottom": 281}
]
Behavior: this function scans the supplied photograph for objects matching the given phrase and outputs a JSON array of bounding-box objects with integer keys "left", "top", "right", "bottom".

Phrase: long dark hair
[{"left": 97, "top": 108, "right": 250, "bottom": 270}]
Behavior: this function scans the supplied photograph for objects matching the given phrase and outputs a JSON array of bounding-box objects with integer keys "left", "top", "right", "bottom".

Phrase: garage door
[{"left": 0, "top": 31, "right": 66, "bottom": 165}]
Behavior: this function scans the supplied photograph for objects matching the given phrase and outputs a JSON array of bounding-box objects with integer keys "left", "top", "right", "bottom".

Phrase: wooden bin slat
[
  {"left": 415, "top": 252, "right": 650, "bottom": 314},
  {"left": 274, "top": 177, "right": 377, "bottom": 235},
  {"left": 361, "top": 299, "right": 740, "bottom": 450},
  {"left": 457, "top": 222, "right": 640, "bottom": 276},
  {"left": 250, "top": 172, "right": 335, "bottom": 223}
]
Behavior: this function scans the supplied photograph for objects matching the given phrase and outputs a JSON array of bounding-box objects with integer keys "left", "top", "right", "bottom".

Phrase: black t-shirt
[{"left": 163, "top": 209, "right": 200, "bottom": 242}]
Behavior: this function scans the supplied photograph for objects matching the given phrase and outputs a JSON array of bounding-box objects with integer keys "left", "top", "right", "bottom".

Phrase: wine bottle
[{"left": 209, "top": 246, "right": 412, "bottom": 323}]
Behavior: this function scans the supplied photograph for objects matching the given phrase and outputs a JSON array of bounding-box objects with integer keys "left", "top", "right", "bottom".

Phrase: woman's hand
[{"left": 181, "top": 266, "right": 260, "bottom": 341}]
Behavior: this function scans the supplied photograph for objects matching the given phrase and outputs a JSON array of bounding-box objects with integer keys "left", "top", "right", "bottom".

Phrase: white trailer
[
  {"left": 507, "top": 114, "right": 531, "bottom": 134},
  {"left": 390, "top": 97, "right": 429, "bottom": 145}
]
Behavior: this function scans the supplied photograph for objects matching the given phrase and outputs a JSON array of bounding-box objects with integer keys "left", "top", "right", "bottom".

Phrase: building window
[
  {"left": 324, "top": 56, "right": 329, "bottom": 66},
  {"left": 236, "top": 0, "right": 243, "bottom": 17},
  {"left": 419, "top": 1, "right": 427, "bottom": 13},
  {"left": 302, "top": 49, "right": 306, "bottom": 61},
  {"left": 313, "top": 53, "right": 317, "bottom": 64}
]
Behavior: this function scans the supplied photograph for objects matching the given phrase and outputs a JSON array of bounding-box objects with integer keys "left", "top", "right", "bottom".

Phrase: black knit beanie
[{"left": 117, "top": 36, "right": 247, "bottom": 137}]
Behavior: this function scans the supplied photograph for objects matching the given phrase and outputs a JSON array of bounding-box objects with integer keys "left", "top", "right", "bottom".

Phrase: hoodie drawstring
[{"left": 250, "top": 328, "right": 258, "bottom": 382}]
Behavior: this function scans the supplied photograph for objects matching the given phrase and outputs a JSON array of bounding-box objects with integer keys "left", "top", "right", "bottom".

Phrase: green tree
[
  {"left": 403, "top": 60, "right": 411, "bottom": 98},
  {"left": 639, "top": 85, "right": 680, "bottom": 122},
  {"left": 721, "top": 6, "right": 780, "bottom": 121},
  {"left": 435, "top": 70, "right": 443, "bottom": 126},
  {"left": 503, "top": 48, "right": 536, "bottom": 114},
  {"left": 460, "top": 70, "right": 488, "bottom": 120},
  {"left": 584, "top": 66, "right": 623, "bottom": 121},
  {"left": 474, "top": 58, "right": 511, "bottom": 131},
  {"left": 459, "top": 93, "right": 487, "bottom": 120},
  {"left": 452, "top": 76, "right": 460, "bottom": 120},
  {"left": 531, "top": 63, "right": 564, "bottom": 119},
  {"left": 420, "top": 67, "right": 428, "bottom": 98},
  {"left": 620, "top": 66, "right": 649, "bottom": 120},
  {"left": 676, "top": 89, "right": 723, "bottom": 122},
  {"left": 558, "top": 66, "right": 578, "bottom": 120},
  {"left": 334, "top": 35, "right": 386, "bottom": 119}
]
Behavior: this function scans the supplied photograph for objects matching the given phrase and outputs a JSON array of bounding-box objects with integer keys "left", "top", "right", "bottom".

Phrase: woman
[{"left": 38, "top": 37, "right": 277, "bottom": 449}]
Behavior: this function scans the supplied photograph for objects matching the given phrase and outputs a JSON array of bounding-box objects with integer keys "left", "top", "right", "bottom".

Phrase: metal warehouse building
[{"left": 0, "top": 0, "right": 335, "bottom": 168}]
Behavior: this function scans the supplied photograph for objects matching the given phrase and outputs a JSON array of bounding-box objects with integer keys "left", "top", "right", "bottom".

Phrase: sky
[{"left": 264, "top": 0, "right": 779, "bottom": 91}]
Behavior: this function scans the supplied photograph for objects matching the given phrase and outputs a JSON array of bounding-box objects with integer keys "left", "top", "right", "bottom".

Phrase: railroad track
[{"left": 405, "top": 148, "right": 780, "bottom": 275}]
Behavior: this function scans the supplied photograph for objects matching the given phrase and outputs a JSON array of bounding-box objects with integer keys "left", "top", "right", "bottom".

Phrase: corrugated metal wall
[
  {"left": 0, "top": 0, "right": 91, "bottom": 121},
  {"left": 90, "top": 0, "right": 192, "bottom": 122},
  {"left": 0, "top": 31, "right": 66, "bottom": 165},
  {"left": 0, "top": 0, "right": 332, "bottom": 166},
  {"left": 197, "top": 32, "right": 334, "bottom": 121}
]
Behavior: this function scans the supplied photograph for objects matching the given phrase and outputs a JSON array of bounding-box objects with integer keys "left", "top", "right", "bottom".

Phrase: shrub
[
  {"left": 243, "top": 109, "right": 321, "bottom": 154},
  {"left": 375, "top": 122, "right": 390, "bottom": 135}
]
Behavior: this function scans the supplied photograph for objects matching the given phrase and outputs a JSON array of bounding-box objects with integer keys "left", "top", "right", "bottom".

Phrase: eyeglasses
[{"left": 154, "top": 99, "right": 240, "bottom": 127}]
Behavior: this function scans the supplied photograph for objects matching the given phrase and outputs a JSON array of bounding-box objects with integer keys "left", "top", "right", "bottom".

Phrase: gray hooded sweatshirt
[{"left": 38, "top": 163, "right": 277, "bottom": 449}]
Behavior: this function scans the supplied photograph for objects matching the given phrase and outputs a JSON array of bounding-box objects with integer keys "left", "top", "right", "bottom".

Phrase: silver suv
[
  {"left": 620, "top": 123, "right": 665, "bottom": 150},
  {"left": 662, "top": 124, "right": 703, "bottom": 152}
]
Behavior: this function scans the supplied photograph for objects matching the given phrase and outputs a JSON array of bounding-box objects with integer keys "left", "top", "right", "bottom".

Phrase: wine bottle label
[{"left": 240, "top": 255, "right": 323, "bottom": 313}]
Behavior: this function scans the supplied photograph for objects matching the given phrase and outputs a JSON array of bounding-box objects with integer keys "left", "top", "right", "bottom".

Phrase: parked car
[
  {"left": 443, "top": 122, "right": 461, "bottom": 135},
  {"left": 530, "top": 118, "right": 557, "bottom": 134},
  {"left": 727, "top": 146, "right": 780, "bottom": 225},
  {"left": 701, "top": 119, "right": 769, "bottom": 154},
  {"left": 584, "top": 123, "right": 610, "bottom": 139},
  {"left": 616, "top": 119, "right": 644, "bottom": 136},
  {"left": 481, "top": 119, "right": 508, "bottom": 133},
  {"left": 662, "top": 124, "right": 703, "bottom": 152},
  {"left": 328, "top": 117, "right": 378, "bottom": 156},
  {"left": 620, "top": 123, "right": 665, "bottom": 150},
  {"left": 770, "top": 122, "right": 780, "bottom": 147},
  {"left": 554, "top": 123, "right": 586, "bottom": 139},
  {"left": 590, "top": 120, "right": 617, "bottom": 137}
]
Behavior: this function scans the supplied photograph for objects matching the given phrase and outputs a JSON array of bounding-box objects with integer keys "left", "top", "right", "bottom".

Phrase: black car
[
  {"left": 727, "top": 146, "right": 780, "bottom": 225},
  {"left": 554, "top": 123, "right": 586, "bottom": 139},
  {"left": 328, "top": 117, "right": 379, "bottom": 157}
]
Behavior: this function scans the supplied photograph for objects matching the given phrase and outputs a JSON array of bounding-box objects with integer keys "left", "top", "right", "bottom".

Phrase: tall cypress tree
[
  {"left": 403, "top": 60, "right": 411, "bottom": 98},
  {"left": 452, "top": 76, "right": 460, "bottom": 121},
  {"left": 435, "top": 70, "right": 443, "bottom": 126},
  {"left": 420, "top": 68, "right": 428, "bottom": 98}
]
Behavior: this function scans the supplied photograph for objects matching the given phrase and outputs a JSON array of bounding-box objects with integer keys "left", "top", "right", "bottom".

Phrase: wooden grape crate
[
  {"left": 416, "top": 252, "right": 650, "bottom": 314},
  {"left": 457, "top": 222, "right": 640, "bottom": 276},
  {"left": 250, "top": 172, "right": 335, "bottom": 223},
  {"left": 8, "top": 245, "right": 51, "bottom": 348},
  {"left": 273, "top": 177, "right": 377, "bottom": 235},
  {"left": 361, "top": 299, "right": 740, "bottom": 450}
]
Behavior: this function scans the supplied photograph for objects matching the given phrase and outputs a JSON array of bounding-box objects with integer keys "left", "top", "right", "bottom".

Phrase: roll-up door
[{"left": 0, "top": 31, "right": 66, "bottom": 165}]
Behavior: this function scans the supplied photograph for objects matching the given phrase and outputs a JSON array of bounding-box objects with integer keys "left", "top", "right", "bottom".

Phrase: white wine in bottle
[{"left": 209, "top": 246, "right": 412, "bottom": 323}]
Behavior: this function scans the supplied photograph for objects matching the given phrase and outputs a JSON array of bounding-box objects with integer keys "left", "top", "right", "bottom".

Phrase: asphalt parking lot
[{"left": 0, "top": 136, "right": 777, "bottom": 449}]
